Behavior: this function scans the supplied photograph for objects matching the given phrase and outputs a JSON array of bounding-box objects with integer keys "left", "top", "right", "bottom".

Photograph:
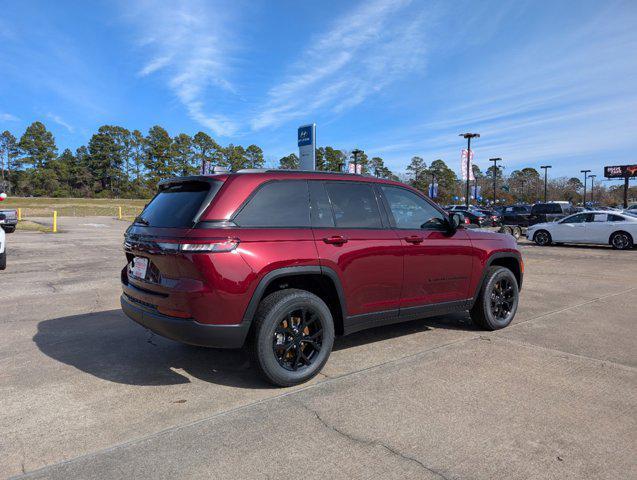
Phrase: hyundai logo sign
[{"left": 298, "top": 125, "right": 313, "bottom": 147}]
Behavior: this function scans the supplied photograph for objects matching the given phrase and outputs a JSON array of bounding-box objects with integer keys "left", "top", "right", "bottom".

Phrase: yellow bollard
[
  {"left": 118, "top": 206, "right": 122, "bottom": 220},
  {"left": 18, "top": 208, "right": 22, "bottom": 221},
  {"left": 53, "top": 211, "right": 57, "bottom": 233}
]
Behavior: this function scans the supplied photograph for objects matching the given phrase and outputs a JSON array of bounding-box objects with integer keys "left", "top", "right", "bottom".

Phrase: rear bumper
[{"left": 121, "top": 294, "right": 250, "bottom": 348}]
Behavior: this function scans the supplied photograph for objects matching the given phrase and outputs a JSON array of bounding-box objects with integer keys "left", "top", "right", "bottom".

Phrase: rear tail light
[
  {"left": 180, "top": 239, "right": 239, "bottom": 253},
  {"left": 464, "top": 218, "right": 471, "bottom": 224},
  {"left": 155, "top": 239, "right": 239, "bottom": 254}
]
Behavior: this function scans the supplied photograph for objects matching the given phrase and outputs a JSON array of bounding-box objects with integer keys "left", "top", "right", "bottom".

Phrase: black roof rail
[{"left": 235, "top": 168, "right": 370, "bottom": 177}]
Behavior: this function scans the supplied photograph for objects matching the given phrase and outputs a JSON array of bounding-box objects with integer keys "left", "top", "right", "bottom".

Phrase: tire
[
  {"left": 3, "top": 226, "right": 15, "bottom": 234},
  {"left": 501, "top": 225, "right": 512, "bottom": 236},
  {"left": 512, "top": 226, "right": 522, "bottom": 240},
  {"left": 610, "top": 231, "right": 633, "bottom": 250},
  {"left": 533, "top": 229, "right": 552, "bottom": 246},
  {"left": 249, "top": 288, "right": 335, "bottom": 387},
  {"left": 0, "top": 250, "right": 5, "bottom": 270},
  {"left": 471, "top": 266, "right": 519, "bottom": 330}
]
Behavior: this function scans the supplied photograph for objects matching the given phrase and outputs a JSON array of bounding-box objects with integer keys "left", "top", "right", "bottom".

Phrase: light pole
[
  {"left": 489, "top": 157, "right": 502, "bottom": 206},
  {"left": 459, "top": 133, "right": 480, "bottom": 208},
  {"left": 540, "top": 165, "right": 552, "bottom": 203},
  {"left": 351, "top": 149, "right": 363, "bottom": 174},
  {"left": 580, "top": 169, "right": 591, "bottom": 205},
  {"left": 589, "top": 174, "right": 596, "bottom": 204}
]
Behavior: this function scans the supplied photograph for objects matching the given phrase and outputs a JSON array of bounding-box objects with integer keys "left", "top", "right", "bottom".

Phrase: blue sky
[{"left": 1, "top": 0, "right": 636, "bottom": 181}]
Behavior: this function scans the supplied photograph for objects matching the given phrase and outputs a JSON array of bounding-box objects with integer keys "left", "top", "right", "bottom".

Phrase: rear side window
[
  {"left": 608, "top": 214, "right": 625, "bottom": 222},
  {"left": 234, "top": 180, "right": 310, "bottom": 227},
  {"left": 309, "top": 181, "right": 335, "bottom": 227},
  {"left": 139, "top": 181, "right": 219, "bottom": 228},
  {"left": 324, "top": 182, "right": 382, "bottom": 228}
]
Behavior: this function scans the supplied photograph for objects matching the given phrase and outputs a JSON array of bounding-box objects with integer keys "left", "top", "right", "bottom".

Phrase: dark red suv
[{"left": 121, "top": 170, "right": 523, "bottom": 386}]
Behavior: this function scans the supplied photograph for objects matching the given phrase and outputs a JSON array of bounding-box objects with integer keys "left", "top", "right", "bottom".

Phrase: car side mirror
[{"left": 448, "top": 213, "right": 463, "bottom": 232}]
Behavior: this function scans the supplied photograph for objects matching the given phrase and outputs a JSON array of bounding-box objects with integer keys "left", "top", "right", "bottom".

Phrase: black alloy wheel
[
  {"left": 490, "top": 277, "right": 515, "bottom": 322},
  {"left": 470, "top": 266, "right": 519, "bottom": 330},
  {"left": 250, "top": 288, "right": 335, "bottom": 387},
  {"left": 273, "top": 307, "right": 323, "bottom": 372}
]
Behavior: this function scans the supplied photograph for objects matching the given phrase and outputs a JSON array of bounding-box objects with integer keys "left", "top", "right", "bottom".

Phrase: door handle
[
  {"left": 405, "top": 235, "right": 424, "bottom": 244},
  {"left": 323, "top": 235, "right": 348, "bottom": 245}
]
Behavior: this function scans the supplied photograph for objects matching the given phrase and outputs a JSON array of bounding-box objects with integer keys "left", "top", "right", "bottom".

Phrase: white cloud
[
  {"left": 125, "top": 0, "right": 238, "bottom": 136},
  {"left": 251, "top": 0, "right": 430, "bottom": 130},
  {"left": 0, "top": 112, "right": 19, "bottom": 122},
  {"left": 361, "top": 3, "right": 637, "bottom": 177},
  {"left": 46, "top": 113, "right": 74, "bottom": 133}
]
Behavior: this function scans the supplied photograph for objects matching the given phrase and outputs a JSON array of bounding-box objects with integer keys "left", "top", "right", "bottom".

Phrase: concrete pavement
[{"left": 1, "top": 217, "right": 635, "bottom": 479}]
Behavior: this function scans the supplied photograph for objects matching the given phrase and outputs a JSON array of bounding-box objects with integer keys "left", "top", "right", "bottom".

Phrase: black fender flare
[
  {"left": 470, "top": 251, "right": 523, "bottom": 306},
  {"left": 241, "top": 265, "right": 347, "bottom": 326}
]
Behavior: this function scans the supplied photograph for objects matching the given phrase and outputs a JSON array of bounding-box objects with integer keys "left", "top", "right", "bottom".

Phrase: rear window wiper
[{"left": 134, "top": 216, "right": 150, "bottom": 226}]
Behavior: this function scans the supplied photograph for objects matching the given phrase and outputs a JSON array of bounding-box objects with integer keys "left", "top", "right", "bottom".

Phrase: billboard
[
  {"left": 298, "top": 124, "right": 316, "bottom": 170},
  {"left": 604, "top": 164, "right": 637, "bottom": 178}
]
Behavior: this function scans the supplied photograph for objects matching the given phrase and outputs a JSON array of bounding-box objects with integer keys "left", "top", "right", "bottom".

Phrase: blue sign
[{"left": 298, "top": 126, "right": 313, "bottom": 147}]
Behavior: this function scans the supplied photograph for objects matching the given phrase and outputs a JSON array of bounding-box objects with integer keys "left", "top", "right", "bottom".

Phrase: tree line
[
  {"left": 0, "top": 121, "right": 630, "bottom": 204},
  {"left": 0, "top": 121, "right": 400, "bottom": 198}
]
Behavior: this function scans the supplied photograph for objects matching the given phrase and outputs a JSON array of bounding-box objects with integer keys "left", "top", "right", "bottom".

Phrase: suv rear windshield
[{"left": 137, "top": 180, "right": 221, "bottom": 228}]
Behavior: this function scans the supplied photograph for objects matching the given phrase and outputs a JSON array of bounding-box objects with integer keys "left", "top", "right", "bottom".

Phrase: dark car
[
  {"left": 501, "top": 205, "right": 532, "bottom": 227},
  {"left": 121, "top": 170, "right": 523, "bottom": 386},
  {"left": 448, "top": 209, "right": 489, "bottom": 227},
  {"left": 528, "top": 202, "right": 575, "bottom": 225},
  {"left": 474, "top": 208, "right": 502, "bottom": 226}
]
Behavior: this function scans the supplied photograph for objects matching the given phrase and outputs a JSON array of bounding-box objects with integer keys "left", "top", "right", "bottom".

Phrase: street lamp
[
  {"left": 580, "top": 169, "right": 591, "bottom": 205},
  {"left": 540, "top": 165, "right": 552, "bottom": 203},
  {"left": 489, "top": 157, "right": 502, "bottom": 206},
  {"left": 459, "top": 133, "right": 480, "bottom": 207},
  {"left": 589, "top": 174, "right": 596, "bottom": 204},
  {"left": 351, "top": 149, "right": 363, "bottom": 174}
]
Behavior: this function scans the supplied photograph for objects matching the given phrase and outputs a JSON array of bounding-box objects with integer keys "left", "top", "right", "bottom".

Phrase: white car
[
  {"left": 0, "top": 226, "right": 5, "bottom": 270},
  {"left": 527, "top": 211, "right": 637, "bottom": 250}
]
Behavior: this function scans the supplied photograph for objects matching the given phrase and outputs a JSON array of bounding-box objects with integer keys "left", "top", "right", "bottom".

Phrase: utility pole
[
  {"left": 351, "top": 149, "right": 363, "bottom": 174},
  {"left": 589, "top": 174, "right": 596, "bottom": 204},
  {"left": 580, "top": 169, "right": 591, "bottom": 205},
  {"left": 540, "top": 165, "right": 552, "bottom": 203},
  {"left": 459, "top": 133, "right": 480, "bottom": 208},
  {"left": 489, "top": 157, "right": 502, "bottom": 205}
]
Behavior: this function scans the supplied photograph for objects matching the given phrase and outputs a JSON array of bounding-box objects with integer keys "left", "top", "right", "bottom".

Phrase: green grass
[
  {"left": 1, "top": 197, "right": 147, "bottom": 218},
  {"left": 15, "top": 220, "right": 52, "bottom": 233}
]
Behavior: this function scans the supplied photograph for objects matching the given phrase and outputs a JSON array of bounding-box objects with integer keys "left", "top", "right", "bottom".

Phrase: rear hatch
[{"left": 122, "top": 177, "right": 224, "bottom": 314}]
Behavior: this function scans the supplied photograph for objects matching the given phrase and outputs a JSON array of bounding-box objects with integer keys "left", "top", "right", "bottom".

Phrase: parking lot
[{"left": 1, "top": 217, "right": 635, "bottom": 479}]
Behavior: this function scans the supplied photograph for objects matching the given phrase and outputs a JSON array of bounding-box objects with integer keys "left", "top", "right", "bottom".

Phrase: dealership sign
[
  {"left": 604, "top": 164, "right": 637, "bottom": 178},
  {"left": 298, "top": 124, "right": 316, "bottom": 170}
]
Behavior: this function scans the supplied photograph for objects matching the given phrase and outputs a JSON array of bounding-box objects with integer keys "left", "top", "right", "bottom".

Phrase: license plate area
[{"left": 130, "top": 257, "right": 149, "bottom": 280}]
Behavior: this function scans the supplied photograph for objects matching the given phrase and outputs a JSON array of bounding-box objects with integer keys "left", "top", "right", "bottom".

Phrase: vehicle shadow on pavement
[{"left": 33, "top": 309, "right": 479, "bottom": 389}]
